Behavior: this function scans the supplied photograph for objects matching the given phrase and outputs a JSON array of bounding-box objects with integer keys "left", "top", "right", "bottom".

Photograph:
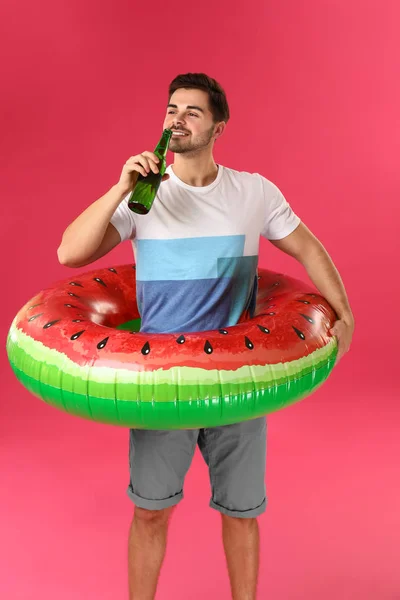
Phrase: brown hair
[{"left": 168, "top": 73, "right": 230, "bottom": 123}]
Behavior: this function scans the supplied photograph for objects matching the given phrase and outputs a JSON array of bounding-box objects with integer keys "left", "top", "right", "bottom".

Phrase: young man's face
[{"left": 163, "top": 88, "right": 223, "bottom": 155}]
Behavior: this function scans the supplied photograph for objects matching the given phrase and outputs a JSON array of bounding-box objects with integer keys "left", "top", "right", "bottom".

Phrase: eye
[
  {"left": 188, "top": 112, "right": 199, "bottom": 117},
  {"left": 167, "top": 110, "right": 176, "bottom": 114}
]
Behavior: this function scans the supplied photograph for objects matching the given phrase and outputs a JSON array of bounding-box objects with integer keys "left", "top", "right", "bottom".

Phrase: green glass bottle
[{"left": 127, "top": 128, "right": 172, "bottom": 215}]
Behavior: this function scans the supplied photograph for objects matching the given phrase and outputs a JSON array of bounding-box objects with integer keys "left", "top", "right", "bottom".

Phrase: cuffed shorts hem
[
  {"left": 209, "top": 497, "right": 267, "bottom": 519},
  {"left": 127, "top": 486, "right": 183, "bottom": 510}
]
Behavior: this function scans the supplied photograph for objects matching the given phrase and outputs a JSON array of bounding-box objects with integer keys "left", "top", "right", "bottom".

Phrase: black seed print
[
  {"left": 204, "top": 340, "right": 213, "bottom": 354},
  {"left": 266, "top": 312, "right": 276, "bottom": 316},
  {"left": 218, "top": 329, "right": 228, "bottom": 335},
  {"left": 245, "top": 336, "right": 254, "bottom": 350},
  {"left": 97, "top": 337, "right": 109, "bottom": 350},
  {"left": 69, "top": 282, "right": 83, "bottom": 287},
  {"left": 176, "top": 335, "right": 185, "bottom": 344},
  {"left": 293, "top": 327, "right": 306, "bottom": 340},
  {"left": 129, "top": 331, "right": 136, "bottom": 334},
  {"left": 297, "top": 300, "right": 310, "bottom": 305},
  {"left": 72, "top": 319, "right": 83, "bottom": 323},
  {"left": 257, "top": 325, "right": 270, "bottom": 334},
  {"left": 94, "top": 277, "right": 107, "bottom": 287},
  {"left": 43, "top": 320, "right": 60, "bottom": 329},
  {"left": 28, "top": 313, "right": 43, "bottom": 322},
  {"left": 108, "top": 268, "right": 117, "bottom": 273},
  {"left": 71, "top": 330, "right": 85, "bottom": 340},
  {"left": 141, "top": 341, "right": 150, "bottom": 355},
  {"left": 64, "top": 304, "right": 78, "bottom": 309},
  {"left": 132, "top": 265, "right": 136, "bottom": 269},
  {"left": 68, "top": 292, "right": 80, "bottom": 298},
  {"left": 300, "top": 314, "right": 314, "bottom": 324},
  {"left": 257, "top": 275, "right": 261, "bottom": 280},
  {"left": 28, "top": 303, "right": 42, "bottom": 310},
  {"left": 273, "top": 282, "right": 280, "bottom": 287}
]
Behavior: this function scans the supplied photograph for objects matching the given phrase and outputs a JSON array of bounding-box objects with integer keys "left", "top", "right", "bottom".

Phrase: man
[{"left": 58, "top": 73, "right": 354, "bottom": 600}]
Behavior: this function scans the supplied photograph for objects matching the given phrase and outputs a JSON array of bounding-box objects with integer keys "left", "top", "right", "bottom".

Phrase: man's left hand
[{"left": 329, "top": 317, "right": 355, "bottom": 363}]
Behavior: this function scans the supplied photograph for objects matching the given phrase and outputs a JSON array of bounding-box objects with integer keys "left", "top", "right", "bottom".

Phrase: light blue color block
[{"left": 137, "top": 236, "right": 246, "bottom": 281}]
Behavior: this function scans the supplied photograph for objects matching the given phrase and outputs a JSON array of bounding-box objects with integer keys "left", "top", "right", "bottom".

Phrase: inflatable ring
[{"left": 7, "top": 264, "right": 338, "bottom": 429}]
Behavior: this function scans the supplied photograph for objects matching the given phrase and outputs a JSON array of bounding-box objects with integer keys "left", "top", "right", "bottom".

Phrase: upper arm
[
  {"left": 76, "top": 222, "right": 122, "bottom": 267},
  {"left": 259, "top": 176, "right": 301, "bottom": 241},
  {"left": 269, "top": 222, "right": 323, "bottom": 263}
]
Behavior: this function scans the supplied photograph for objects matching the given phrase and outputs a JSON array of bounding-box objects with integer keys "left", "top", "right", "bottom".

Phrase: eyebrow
[{"left": 167, "top": 104, "right": 205, "bottom": 113}]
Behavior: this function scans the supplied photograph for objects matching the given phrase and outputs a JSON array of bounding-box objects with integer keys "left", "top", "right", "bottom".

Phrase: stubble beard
[{"left": 169, "top": 125, "right": 216, "bottom": 156}]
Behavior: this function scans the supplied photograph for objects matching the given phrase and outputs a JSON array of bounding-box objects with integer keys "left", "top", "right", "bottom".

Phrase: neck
[{"left": 171, "top": 152, "right": 219, "bottom": 187}]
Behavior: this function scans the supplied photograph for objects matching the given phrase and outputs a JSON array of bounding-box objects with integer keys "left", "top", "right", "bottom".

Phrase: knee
[{"left": 134, "top": 506, "right": 174, "bottom": 525}]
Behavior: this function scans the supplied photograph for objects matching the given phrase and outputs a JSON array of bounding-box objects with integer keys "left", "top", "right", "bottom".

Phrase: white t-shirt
[{"left": 110, "top": 164, "right": 301, "bottom": 333}]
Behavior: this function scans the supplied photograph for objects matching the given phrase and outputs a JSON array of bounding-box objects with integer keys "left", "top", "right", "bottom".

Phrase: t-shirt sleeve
[
  {"left": 110, "top": 193, "right": 136, "bottom": 241},
  {"left": 259, "top": 175, "right": 301, "bottom": 240}
]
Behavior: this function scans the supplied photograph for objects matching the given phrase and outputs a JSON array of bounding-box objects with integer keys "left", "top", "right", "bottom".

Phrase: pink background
[{"left": 1, "top": 0, "right": 399, "bottom": 598}]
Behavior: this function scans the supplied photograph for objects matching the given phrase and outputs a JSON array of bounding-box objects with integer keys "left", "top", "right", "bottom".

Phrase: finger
[
  {"left": 329, "top": 324, "right": 341, "bottom": 335},
  {"left": 124, "top": 162, "right": 147, "bottom": 178},
  {"left": 126, "top": 156, "right": 147, "bottom": 167},
  {"left": 126, "top": 156, "right": 152, "bottom": 175},
  {"left": 137, "top": 155, "right": 152, "bottom": 173},
  {"left": 142, "top": 151, "right": 160, "bottom": 164},
  {"left": 147, "top": 158, "right": 160, "bottom": 174},
  {"left": 126, "top": 155, "right": 152, "bottom": 173}
]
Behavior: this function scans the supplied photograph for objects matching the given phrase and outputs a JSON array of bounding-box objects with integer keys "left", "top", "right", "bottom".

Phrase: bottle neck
[{"left": 155, "top": 129, "right": 172, "bottom": 160}]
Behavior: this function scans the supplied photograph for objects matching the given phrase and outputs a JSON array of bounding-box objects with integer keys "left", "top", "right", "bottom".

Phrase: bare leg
[
  {"left": 221, "top": 515, "right": 260, "bottom": 600},
  {"left": 128, "top": 506, "right": 174, "bottom": 600}
]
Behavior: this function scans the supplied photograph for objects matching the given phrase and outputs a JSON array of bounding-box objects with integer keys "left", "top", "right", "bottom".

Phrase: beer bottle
[{"left": 128, "top": 128, "right": 172, "bottom": 214}]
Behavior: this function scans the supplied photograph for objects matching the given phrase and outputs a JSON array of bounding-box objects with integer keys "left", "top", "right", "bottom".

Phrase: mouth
[{"left": 171, "top": 131, "right": 189, "bottom": 138}]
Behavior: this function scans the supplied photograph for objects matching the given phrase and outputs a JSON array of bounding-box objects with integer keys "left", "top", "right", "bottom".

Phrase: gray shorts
[{"left": 127, "top": 416, "right": 267, "bottom": 519}]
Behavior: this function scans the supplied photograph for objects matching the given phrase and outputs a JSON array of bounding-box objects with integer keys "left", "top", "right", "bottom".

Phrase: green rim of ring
[{"left": 10, "top": 344, "right": 337, "bottom": 429}]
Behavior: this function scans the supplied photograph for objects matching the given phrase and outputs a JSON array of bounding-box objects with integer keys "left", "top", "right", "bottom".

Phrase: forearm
[
  {"left": 58, "top": 184, "right": 126, "bottom": 265},
  {"left": 301, "top": 243, "right": 354, "bottom": 322}
]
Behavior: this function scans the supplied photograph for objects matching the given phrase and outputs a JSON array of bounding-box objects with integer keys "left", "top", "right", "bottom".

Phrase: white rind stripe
[{"left": 8, "top": 322, "right": 337, "bottom": 386}]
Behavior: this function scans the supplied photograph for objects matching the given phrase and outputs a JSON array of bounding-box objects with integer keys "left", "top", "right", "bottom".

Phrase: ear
[{"left": 214, "top": 121, "right": 226, "bottom": 140}]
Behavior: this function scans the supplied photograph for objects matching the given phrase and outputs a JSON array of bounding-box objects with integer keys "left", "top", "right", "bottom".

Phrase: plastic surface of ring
[{"left": 7, "top": 264, "right": 338, "bottom": 429}]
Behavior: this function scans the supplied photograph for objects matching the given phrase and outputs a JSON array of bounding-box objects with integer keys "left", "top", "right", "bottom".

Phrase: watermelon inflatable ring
[{"left": 6, "top": 264, "right": 338, "bottom": 429}]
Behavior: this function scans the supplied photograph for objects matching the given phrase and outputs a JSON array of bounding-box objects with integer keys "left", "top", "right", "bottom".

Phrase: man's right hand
[{"left": 116, "top": 151, "right": 170, "bottom": 195}]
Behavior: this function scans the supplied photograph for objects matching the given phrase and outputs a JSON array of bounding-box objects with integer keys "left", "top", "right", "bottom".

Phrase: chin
[{"left": 169, "top": 144, "right": 190, "bottom": 154}]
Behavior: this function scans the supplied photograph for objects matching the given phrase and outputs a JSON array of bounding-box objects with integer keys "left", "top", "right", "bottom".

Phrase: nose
[{"left": 171, "top": 112, "right": 186, "bottom": 128}]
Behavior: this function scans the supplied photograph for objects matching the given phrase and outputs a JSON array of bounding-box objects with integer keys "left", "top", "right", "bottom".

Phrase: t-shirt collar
[{"left": 166, "top": 164, "right": 224, "bottom": 193}]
